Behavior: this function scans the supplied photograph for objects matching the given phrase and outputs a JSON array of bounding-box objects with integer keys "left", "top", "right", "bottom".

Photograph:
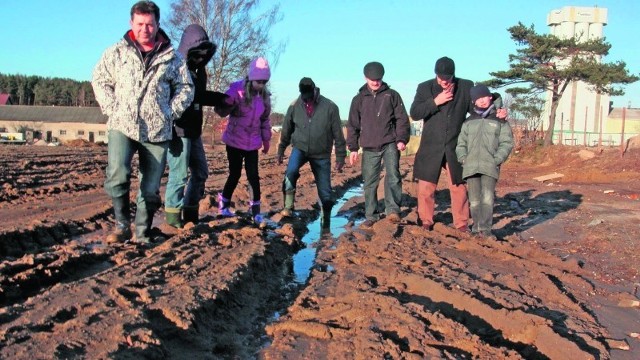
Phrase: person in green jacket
[
  {"left": 277, "top": 77, "right": 347, "bottom": 229},
  {"left": 455, "top": 84, "right": 514, "bottom": 240}
]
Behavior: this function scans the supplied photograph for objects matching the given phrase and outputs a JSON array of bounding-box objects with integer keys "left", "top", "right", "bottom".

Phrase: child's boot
[
  {"left": 250, "top": 200, "right": 266, "bottom": 229},
  {"left": 218, "top": 194, "right": 235, "bottom": 217}
]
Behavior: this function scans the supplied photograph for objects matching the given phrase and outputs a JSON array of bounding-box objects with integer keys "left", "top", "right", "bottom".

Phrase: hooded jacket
[
  {"left": 215, "top": 80, "right": 271, "bottom": 151},
  {"left": 174, "top": 24, "right": 227, "bottom": 139},
  {"left": 456, "top": 108, "right": 514, "bottom": 180},
  {"left": 278, "top": 90, "right": 347, "bottom": 162},
  {"left": 92, "top": 28, "right": 194, "bottom": 142},
  {"left": 346, "top": 82, "right": 410, "bottom": 152}
]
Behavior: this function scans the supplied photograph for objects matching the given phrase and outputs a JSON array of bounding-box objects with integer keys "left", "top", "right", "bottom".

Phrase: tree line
[{"left": 0, "top": 73, "right": 98, "bottom": 107}]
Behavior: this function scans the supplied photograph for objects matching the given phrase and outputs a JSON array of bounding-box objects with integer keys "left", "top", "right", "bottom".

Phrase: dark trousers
[
  {"left": 466, "top": 174, "right": 497, "bottom": 233},
  {"left": 222, "top": 145, "right": 260, "bottom": 202}
]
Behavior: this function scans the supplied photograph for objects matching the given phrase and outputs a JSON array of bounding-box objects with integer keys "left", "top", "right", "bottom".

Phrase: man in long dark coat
[{"left": 409, "top": 56, "right": 505, "bottom": 231}]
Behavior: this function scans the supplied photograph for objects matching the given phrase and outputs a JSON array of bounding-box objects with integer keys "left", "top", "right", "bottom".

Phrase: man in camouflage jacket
[{"left": 92, "top": 1, "right": 194, "bottom": 244}]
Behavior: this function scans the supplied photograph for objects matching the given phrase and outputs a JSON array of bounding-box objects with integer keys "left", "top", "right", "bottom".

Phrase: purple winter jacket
[{"left": 216, "top": 80, "right": 272, "bottom": 151}]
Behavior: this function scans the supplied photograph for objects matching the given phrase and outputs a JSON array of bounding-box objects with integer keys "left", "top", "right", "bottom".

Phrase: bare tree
[{"left": 165, "top": 0, "right": 286, "bottom": 92}]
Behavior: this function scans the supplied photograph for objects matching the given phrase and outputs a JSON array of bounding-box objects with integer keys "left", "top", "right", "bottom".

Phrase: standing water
[{"left": 292, "top": 185, "right": 363, "bottom": 284}]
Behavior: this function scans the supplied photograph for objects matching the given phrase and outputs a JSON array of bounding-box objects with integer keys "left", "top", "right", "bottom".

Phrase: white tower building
[{"left": 544, "top": 6, "right": 609, "bottom": 146}]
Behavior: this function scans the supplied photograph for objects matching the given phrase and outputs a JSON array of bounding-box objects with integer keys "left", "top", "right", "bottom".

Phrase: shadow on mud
[
  {"left": 402, "top": 187, "right": 582, "bottom": 238},
  {"left": 495, "top": 189, "right": 582, "bottom": 237}
]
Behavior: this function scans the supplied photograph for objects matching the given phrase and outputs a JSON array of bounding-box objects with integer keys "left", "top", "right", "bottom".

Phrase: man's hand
[
  {"left": 349, "top": 151, "right": 359, "bottom": 166},
  {"left": 335, "top": 161, "right": 344, "bottom": 173},
  {"left": 496, "top": 108, "right": 508, "bottom": 119},
  {"left": 262, "top": 141, "right": 270, "bottom": 154},
  {"left": 397, "top": 142, "right": 406, "bottom": 151},
  {"left": 434, "top": 83, "right": 454, "bottom": 106},
  {"left": 277, "top": 153, "right": 284, "bottom": 165}
]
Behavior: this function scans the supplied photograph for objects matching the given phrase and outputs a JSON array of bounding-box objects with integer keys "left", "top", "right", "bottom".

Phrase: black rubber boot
[
  {"left": 134, "top": 199, "right": 160, "bottom": 244},
  {"left": 320, "top": 201, "right": 333, "bottom": 230},
  {"left": 182, "top": 206, "right": 199, "bottom": 224},
  {"left": 106, "top": 196, "right": 132, "bottom": 243}
]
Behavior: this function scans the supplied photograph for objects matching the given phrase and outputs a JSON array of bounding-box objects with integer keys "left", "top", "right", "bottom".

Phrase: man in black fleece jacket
[{"left": 346, "top": 61, "right": 410, "bottom": 229}]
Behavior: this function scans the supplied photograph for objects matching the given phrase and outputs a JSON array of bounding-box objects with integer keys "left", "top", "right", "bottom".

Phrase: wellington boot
[
  {"left": 280, "top": 208, "right": 292, "bottom": 217},
  {"left": 182, "top": 206, "right": 199, "bottom": 224},
  {"left": 165, "top": 209, "right": 182, "bottom": 228},
  {"left": 320, "top": 202, "right": 332, "bottom": 229},
  {"left": 106, "top": 222, "right": 132, "bottom": 244},
  {"left": 281, "top": 191, "right": 295, "bottom": 217}
]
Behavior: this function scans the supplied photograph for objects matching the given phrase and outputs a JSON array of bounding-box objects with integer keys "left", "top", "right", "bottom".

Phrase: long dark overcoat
[{"left": 409, "top": 77, "right": 474, "bottom": 185}]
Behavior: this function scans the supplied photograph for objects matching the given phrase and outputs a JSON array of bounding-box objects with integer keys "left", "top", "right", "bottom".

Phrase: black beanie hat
[
  {"left": 434, "top": 56, "right": 455, "bottom": 77},
  {"left": 363, "top": 62, "right": 385, "bottom": 80},
  {"left": 470, "top": 84, "right": 492, "bottom": 103}
]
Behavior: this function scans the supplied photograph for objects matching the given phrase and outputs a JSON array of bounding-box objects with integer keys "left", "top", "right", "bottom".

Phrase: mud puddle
[{"left": 293, "top": 185, "right": 364, "bottom": 284}]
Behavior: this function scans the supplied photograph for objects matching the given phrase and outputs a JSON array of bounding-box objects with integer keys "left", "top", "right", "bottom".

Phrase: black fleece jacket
[{"left": 346, "top": 82, "right": 410, "bottom": 152}]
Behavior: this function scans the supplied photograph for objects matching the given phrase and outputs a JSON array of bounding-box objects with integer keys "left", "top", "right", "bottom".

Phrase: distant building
[
  {"left": 543, "top": 6, "right": 639, "bottom": 146},
  {"left": 0, "top": 105, "right": 107, "bottom": 144},
  {"left": 0, "top": 93, "right": 13, "bottom": 105}
]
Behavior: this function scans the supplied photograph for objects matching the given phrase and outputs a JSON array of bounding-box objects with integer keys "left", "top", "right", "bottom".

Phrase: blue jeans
[
  {"left": 104, "top": 130, "right": 168, "bottom": 236},
  {"left": 361, "top": 143, "right": 402, "bottom": 220},
  {"left": 165, "top": 136, "right": 208, "bottom": 210},
  {"left": 465, "top": 174, "right": 497, "bottom": 233},
  {"left": 283, "top": 147, "right": 332, "bottom": 205}
]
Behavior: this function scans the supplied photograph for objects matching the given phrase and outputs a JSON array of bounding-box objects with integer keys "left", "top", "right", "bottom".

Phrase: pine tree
[{"left": 486, "top": 22, "right": 638, "bottom": 146}]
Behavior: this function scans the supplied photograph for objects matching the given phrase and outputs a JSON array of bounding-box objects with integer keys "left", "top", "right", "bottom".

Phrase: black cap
[
  {"left": 363, "top": 61, "right": 385, "bottom": 80},
  {"left": 434, "top": 56, "right": 455, "bottom": 77},
  {"left": 470, "top": 84, "right": 492, "bottom": 103}
]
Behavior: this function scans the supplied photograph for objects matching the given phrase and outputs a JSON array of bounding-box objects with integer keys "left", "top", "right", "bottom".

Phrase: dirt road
[{"left": 0, "top": 143, "right": 638, "bottom": 359}]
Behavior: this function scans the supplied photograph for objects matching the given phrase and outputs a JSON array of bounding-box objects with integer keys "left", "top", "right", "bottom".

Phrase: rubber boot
[
  {"left": 182, "top": 206, "right": 199, "bottom": 224},
  {"left": 164, "top": 208, "right": 182, "bottom": 228},
  {"left": 280, "top": 191, "right": 295, "bottom": 217},
  {"left": 106, "top": 196, "right": 132, "bottom": 243},
  {"left": 250, "top": 200, "right": 266, "bottom": 229},
  {"left": 218, "top": 194, "right": 235, "bottom": 217},
  {"left": 134, "top": 199, "right": 160, "bottom": 244},
  {"left": 320, "top": 201, "right": 332, "bottom": 230}
]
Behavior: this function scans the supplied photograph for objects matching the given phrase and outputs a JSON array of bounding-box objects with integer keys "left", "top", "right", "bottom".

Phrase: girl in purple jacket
[{"left": 215, "top": 57, "right": 272, "bottom": 226}]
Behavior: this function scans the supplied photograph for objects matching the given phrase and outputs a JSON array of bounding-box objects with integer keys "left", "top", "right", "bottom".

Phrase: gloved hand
[
  {"left": 277, "top": 153, "right": 284, "bottom": 164},
  {"left": 335, "top": 161, "right": 344, "bottom": 173},
  {"left": 211, "top": 92, "right": 229, "bottom": 107},
  {"left": 262, "top": 141, "right": 270, "bottom": 154}
]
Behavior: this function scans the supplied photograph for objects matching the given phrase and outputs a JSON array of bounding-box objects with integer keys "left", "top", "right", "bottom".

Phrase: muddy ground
[{"left": 0, "top": 139, "right": 639, "bottom": 359}]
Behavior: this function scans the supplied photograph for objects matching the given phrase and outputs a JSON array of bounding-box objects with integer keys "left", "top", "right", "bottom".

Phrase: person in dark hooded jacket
[{"left": 164, "top": 24, "right": 227, "bottom": 228}]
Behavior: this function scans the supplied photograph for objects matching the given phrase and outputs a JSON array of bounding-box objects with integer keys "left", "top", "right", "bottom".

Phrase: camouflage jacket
[{"left": 92, "top": 30, "right": 194, "bottom": 143}]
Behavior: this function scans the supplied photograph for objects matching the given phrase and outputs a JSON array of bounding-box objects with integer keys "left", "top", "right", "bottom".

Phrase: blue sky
[{"left": 1, "top": 0, "right": 638, "bottom": 117}]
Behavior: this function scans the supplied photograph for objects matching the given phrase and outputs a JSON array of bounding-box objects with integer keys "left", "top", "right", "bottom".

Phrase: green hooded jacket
[{"left": 455, "top": 109, "right": 514, "bottom": 180}]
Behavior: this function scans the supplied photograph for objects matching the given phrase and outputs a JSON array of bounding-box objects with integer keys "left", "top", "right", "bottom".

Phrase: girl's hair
[{"left": 243, "top": 77, "right": 271, "bottom": 107}]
